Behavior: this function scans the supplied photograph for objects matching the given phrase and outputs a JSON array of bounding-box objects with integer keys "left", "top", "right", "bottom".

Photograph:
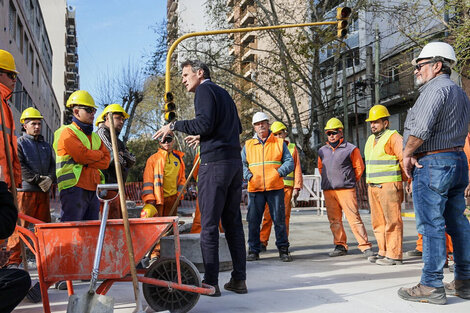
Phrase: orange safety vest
[
  {"left": 142, "top": 149, "right": 186, "bottom": 205},
  {"left": 245, "top": 133, "right": 285, "bottom": 192},
  {"left": 0, "top": 83, "right": 21, "bottom": 188}
]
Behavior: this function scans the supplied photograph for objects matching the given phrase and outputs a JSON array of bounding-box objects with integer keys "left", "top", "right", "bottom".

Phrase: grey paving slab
[{"left": 14, "top": 209, "right": 469, "bottom": 312}]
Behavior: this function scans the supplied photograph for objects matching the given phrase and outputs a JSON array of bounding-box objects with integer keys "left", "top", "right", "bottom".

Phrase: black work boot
[
  {"left": 202, "top": 280, "right": 221, "bottom": 297},
  {"left": 224, "top": 278, "right": 248, "bottom": 294},
  {"left": 329, "top": 245, "right": 347, "bottom": 257},
  {"left": 279, "top": 246, "right": 292, "bottom": 262},
  {"left": 246, "top": 250, "right": 259, "bottom": 261},
  {"left": 449, "top": 279, "right": 470, "bottom": 299}
]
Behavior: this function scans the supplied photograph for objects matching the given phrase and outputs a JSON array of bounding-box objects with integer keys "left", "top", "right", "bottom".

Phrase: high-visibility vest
[
  {"left": 245, "top": 133, "right": 284, "bottom": 192},
  {"left": 364, "top": 129, "right": 402, "bottom": 184},
  {"left": 283, "top": 143, "right": 296, "bottom": 187},
  {"left": 53, "top": 124, "right": 105, "bottom": 191}
]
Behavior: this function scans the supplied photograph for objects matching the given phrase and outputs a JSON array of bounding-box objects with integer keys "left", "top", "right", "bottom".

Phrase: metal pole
[
  {"left": 374, "top": 24, "right": 380, "bottom": 105},
  {"left": 342, "top": 53, "right": 349, "bottom": 141}
]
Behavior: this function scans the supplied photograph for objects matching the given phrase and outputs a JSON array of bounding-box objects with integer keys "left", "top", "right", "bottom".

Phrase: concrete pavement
[{"left": 14, "top": 209, "right": 469, "bottom": 313}]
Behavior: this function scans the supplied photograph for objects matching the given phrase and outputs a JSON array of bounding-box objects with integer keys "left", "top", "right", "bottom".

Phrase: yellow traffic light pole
[{"left": 164, "top": 21, "right": 338, "bottom": 94}]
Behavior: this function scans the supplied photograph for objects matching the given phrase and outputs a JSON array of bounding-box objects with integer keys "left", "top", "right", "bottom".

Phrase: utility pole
[
  {"left": 366, "top": 46, "right": 374, "bottom": 108},
  {"left": 374, "top": 24, "right": 380, "bottom": 105},
  {"left": 342, "top": 52, "right": 349, "bottom": 141}
]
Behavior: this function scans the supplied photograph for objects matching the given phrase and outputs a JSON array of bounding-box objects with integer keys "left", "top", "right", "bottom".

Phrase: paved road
[{"left": 15, "top": 209, "right": 469, "bottom": 313}]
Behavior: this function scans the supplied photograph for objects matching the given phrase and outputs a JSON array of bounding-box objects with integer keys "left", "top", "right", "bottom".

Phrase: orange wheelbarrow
[{"left": 16, "top": 213, "right": 215, "bottom": 313}]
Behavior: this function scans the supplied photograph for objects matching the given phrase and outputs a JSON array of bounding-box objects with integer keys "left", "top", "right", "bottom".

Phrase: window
[
  {"left": 14, "top": 79, "right": 22, "bottom": 111},
  {"left": 35, "top": 61, "right": 39, "bottom": 86},
  {"left": 16, "top": 18, "right": 23, "bottom": 51},
  {"left": 28, "top": 46, "right": 33, "bottom": 72},
  {"left": 24, "top": 35, "right": 29, "bottom": 57},
  {"left": 387, "top": 65, "right": 400, "bottom": 83},
  {"left": 9, "top": 1, "right": 16, "bottom": 39}
]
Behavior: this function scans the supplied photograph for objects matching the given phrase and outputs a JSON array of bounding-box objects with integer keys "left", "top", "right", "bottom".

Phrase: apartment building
[{"left": 0, "top": 0, "right": 64, "bottom": 143}]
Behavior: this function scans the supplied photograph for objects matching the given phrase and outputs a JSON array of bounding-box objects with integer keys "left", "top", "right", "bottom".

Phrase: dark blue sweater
[{"left": 174, "top": 80, "right": 242, "bottom": 163}]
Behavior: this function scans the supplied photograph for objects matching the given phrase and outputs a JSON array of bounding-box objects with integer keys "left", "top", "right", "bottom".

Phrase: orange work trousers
[
  {"left": 260, "top": 186, "right": 293, "bottom": 246},
  {"left": 151, "top": 194, "right": 178, "bottom": 259},
  {"left": 99, "top": 190, "right": 122, "bottom": 219},
  {"left": 368, "top": 181, "right": 404, "bottom": 260},
  {"left": 190, "top": 199, "right": 223, "bottom": 233},
  {"left": 416, "top": 232, "right": 453, "bottom": 254},
  {"left": 323, "top": 188, "right": 372, "bottom": 251},
  {"left": 7, "top": 191, "right": 51, "bottom": 265}
]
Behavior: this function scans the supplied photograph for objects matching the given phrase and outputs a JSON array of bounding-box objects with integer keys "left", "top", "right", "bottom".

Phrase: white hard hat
[
  {"left": 252, "top": 112, "right": 269, "bottom": 124},
  {"left": 412, "top": 42, "right": 457, "bottom": 66}
]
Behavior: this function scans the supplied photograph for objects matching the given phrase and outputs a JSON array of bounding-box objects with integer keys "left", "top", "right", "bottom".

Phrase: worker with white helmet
[
  {"left": 318, "top": 117, "right": 372, "bottom": 258},
  {"left": 96, "top": 104, "right": 135, "bottom": 218},
  {"left": 398, "top": 42, "right": 470, "bottom": 304},
  {"left": 242, "top": 112, "right": 294, "bottom": 262},
  {"left": 259, "top": 121, "right": 303, "bottom": 251},
  {"left": 5, "top": 107, "right": 55, "bottom": 269}
]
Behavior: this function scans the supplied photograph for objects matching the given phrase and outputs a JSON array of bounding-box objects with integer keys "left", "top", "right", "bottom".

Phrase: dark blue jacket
[
  {"left": 17, "top": 134, "right": 56, "bottom": 192},
  {"left": 174, "top": 80, "right": 242, "bottom": 163}
]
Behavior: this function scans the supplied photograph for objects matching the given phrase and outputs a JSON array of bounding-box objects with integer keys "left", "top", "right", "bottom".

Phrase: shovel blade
[{"left": 67, "top": 292, "right": 114, "bottom": 313}]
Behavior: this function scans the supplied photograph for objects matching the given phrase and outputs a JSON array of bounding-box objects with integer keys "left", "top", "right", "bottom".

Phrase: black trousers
[
  {"left": 198, "top": 159, "right": 246, "bottom": 285},
  {"left": 0, "top": 268, "right": 31, "bottom": 312}
]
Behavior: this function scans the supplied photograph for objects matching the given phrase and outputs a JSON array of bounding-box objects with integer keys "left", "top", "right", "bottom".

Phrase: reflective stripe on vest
[
  {"left": 53, "top": 124, "right": 105, "bottom": 191},
  {"left": 246, "top": 133, "right": 285, "bottom": 192},
  {"left": 284, "top": 143, "right": 296, "bottom": 187},
  {"left": 364, "top": 129, "right": 402, "bottom": 184}
]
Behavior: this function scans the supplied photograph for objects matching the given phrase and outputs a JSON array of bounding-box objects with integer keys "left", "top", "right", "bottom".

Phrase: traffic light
[
  {"left": 164, "top": 91, "right": 176, "bottom": 122},
  {"left": 336, "top": 7, "right": 352, "bottom": 39}
]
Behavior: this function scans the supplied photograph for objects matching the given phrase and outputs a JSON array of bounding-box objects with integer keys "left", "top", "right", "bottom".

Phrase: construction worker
[
  {"left": 96, "top": 104, "right": 136, "bottom": 219},
  {"left": 53, "top": 90, "right": 110, "bottom": 222},
  {"left": 259, "top": 121, "right": 303, "bottom": 251},
  {"left": 0, "top": 169, "right": 31, "bottom": 313},
  {"left": 142, "top": 134, "right": 185, "bottom": 218},
  {"left": 398, "top": 42, "right": 470, "bottom": 304},
  {"left": 5, "top": 108, "right": 55, "bottom": 269},
  {"left": 364, "top": 105, "right": 405, "bottom": 265},
  {"left": 242, "top": 112, "right": 294, "bottom": 262},
  {"left": 318, "top": 117, "right": 373, "bottom": 257},
  {"left": 0, "top": 49, "right": 21, "bottom": 189}
]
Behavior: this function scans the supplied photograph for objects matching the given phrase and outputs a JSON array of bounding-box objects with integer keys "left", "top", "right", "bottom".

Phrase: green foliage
[{"left": 126, "top": 136, "right": 160, "bottom": 182}]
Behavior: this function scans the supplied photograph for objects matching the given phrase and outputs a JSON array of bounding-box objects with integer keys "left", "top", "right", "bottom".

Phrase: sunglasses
[
  {"left": 0, "top": 70, "right": 17, "bottom": 80},
  {"left": 162, "top": 136, "right": 173, "bottom": 144},
  {"left": 414, "top": 60, "right": 434, "bottom": 71},
  {"left": 274, "top": 131, "right": 287, "bottom": 136},
  {"left": 326, "top": 131, "right": 339, "bottom": 136},
  {"left": 78, "top": 106, "right": 96, "bottom": 114}
]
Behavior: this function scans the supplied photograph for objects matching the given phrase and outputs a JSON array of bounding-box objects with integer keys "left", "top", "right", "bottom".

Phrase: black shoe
[
  {"left": 279, "top": 247, "right": 292, "bottom": 262},
  {"left": 26, "top": 282, "right": 42, "bottom": 303},
  {"left": 202, "top": 280, "right": 221, "bottom": 297},
  {"left": 55, "top": 280, "right": 67, "bottom": 290},
  {"left": 329, "top": 245, "right": 347, "bottom": 257},
  {"left": 224, "top": 278, "right": 247, "bottom": 294},
  {"left": 247, "top": 251, "right": 259, "bottom": 261},
  {"left": 406, "top": 249, "right": 422, "bottom": 257},
  {"left": 260, "top": 243, "right": 267, "bottom": 252}
]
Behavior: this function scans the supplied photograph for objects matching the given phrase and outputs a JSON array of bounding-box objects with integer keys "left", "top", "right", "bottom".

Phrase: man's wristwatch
[{"left": 169, "top": 121, "right": 176, "bottom": 131}]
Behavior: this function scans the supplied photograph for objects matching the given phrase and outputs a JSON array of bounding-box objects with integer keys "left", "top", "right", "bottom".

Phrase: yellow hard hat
[
  {"left": 324, "top": 118, "right": 344, "bottom": 130},
  {"left": 20, "top": 107, "right": 44, "bottom": 124},
  {"left": 66, "top": 90, "right": 97, "bottom": 108},
  {"left": 0, "top": 50, "right": 18, "bottom": 73},
  {"left": 102, "top": 104, "right": 130, "bottom": 119},
  {"left": 95, "top": 112, "right": 105, "bottom": 126},
  {"left": 141, "top": 203, "right": 158, "bottom": 218},
  {"left": 365, "top": 105, "right": 390, "bottom": 122},
  {"left": 270, "top": 121, "right": 287, "bottom": 134}
]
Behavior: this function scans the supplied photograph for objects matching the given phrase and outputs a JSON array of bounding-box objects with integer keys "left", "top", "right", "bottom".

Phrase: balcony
[
  {"left": 241, "top": 48, "right": 256, "bottom": 62},
  {"left": 227, "top": 11, "right": 235, "bottom": 24},
  {"left": 380, "top": 81, "right": 400, "bottom": 100},
  {"left": 240, "top": 10, "right": 255, "bottom": 27},
  {"left": 241, "top": 32, "right": 255, "bottom": 44}
]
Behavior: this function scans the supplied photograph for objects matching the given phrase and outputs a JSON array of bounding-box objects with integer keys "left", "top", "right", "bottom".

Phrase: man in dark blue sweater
[{"left": 154, "top": 60, "right": 247, "bottom": 296}]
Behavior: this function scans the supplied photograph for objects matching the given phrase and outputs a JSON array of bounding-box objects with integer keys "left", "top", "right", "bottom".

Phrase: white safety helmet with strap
[
  {"left": 412, "top": 42, "right": 457, "bottom": 66},
  {"left": 252, "top": 112, "right": 269, "bottom": 125}
]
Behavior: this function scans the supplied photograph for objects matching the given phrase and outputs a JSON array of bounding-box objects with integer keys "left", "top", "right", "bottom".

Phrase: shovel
[{"left": 67, "top": 184, "right": 119, "bottom": 313}]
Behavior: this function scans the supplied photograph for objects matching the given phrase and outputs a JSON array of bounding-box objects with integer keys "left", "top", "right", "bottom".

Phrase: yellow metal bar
[{"left": 165, "top": 21, "right": 338, "bottom": 93}]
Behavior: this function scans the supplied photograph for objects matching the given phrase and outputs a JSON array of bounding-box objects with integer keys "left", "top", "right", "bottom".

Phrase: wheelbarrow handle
[
  {"left": 89, "top": 198, "right": 111, "bottom": 293},
  {"left": 97, "top": 183, "right": 119, "bottom": 191}
]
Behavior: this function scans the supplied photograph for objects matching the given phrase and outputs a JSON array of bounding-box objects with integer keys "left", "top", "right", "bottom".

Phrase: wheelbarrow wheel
[{"left": 143, "top": 256, "right": 201, "bottom": 313}]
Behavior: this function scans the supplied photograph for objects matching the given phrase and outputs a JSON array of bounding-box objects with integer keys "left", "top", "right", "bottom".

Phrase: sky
[{"left": 67, "top": 0, "right": 167, "bottom": 99}]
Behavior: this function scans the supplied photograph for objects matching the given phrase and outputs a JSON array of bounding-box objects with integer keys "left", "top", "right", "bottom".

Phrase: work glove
[{"left": 38, "top": 176, "right": 53, "bottom": 192}]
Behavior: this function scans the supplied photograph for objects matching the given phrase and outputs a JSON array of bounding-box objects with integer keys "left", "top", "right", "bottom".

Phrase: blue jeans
[
  {"left": 60, "top": 186, "right": 100, "bottom": 221},
  {"left": 247, "top": 189, "right": 289, "bottom": 253},
  {"left": 412, "top": 151, "right": 470, "bottom": 287}
]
